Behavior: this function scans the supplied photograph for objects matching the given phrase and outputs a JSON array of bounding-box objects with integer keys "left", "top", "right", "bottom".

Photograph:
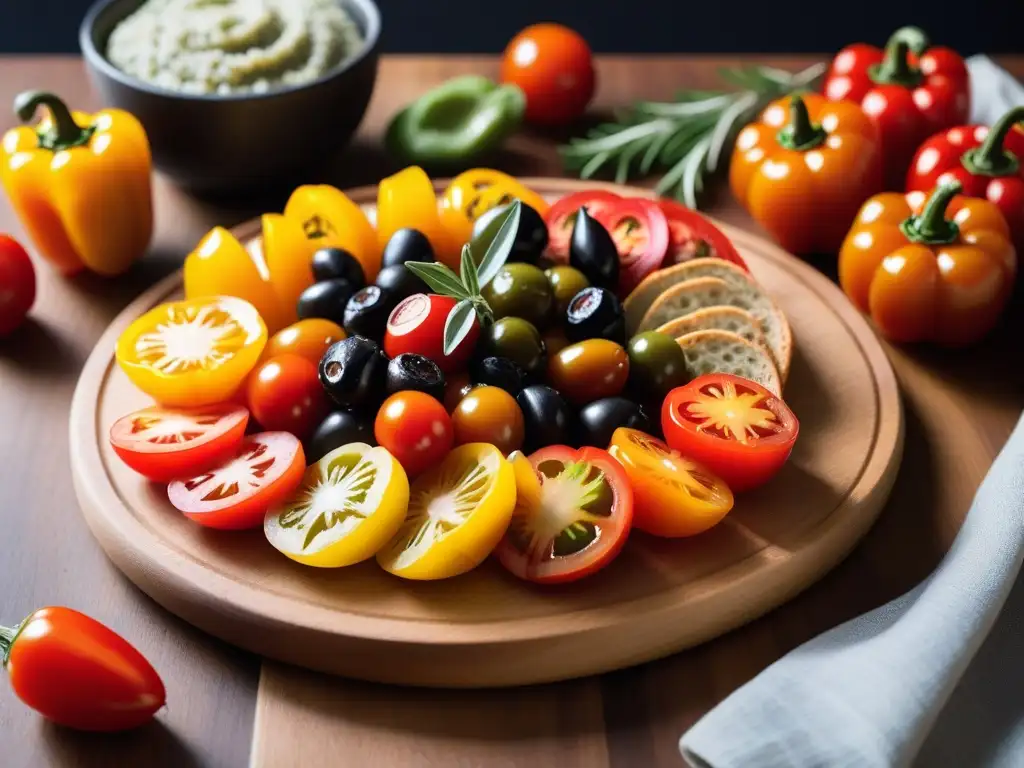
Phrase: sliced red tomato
[
  {"left": 496, "top": 447, "right": 632, "bottom": 583},
  {"left": 655, "top": 199, "right": 748, "bottom": 271},
  {"left": 544, "top": 190, "right": 621, "bottom": 260},
  {"left": 593, "top": 198, "right": 670, "bottom": 296},
  {"left": 661, "top": 374, "right": 798, "bottom": 493},
  {"left": 109, "top": 404, "right": 249, "bottom": 483},
  {"left": 167, "top": 431, "right": 305, "bottom": 530}
]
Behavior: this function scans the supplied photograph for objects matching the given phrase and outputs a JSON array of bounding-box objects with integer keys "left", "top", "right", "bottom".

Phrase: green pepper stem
[
  {"left": 869, "top": 28, "right": 925, "bottom": 88},
  {"left": 900, "top": 180, "right": 963, "bottom": 244},
  {"left": 0, "top": 624, "right": 16, "bottom": 666},
  {"left": 776, "top": 95, "right": 827, "bottom": 151},
  {"left": 14, "top": 90, "right": 94, "bottom": 152},
  {"left": 962, "top": 106, "right": 1024, "bottom": 177}
]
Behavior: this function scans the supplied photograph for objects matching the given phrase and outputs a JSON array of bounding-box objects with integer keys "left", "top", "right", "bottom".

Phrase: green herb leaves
[{"left": 405, "top": 200, "right": 522, "bottom": 355}]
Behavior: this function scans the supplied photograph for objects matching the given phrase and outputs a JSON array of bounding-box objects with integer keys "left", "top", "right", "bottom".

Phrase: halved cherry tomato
[
  {"left": 263, "top": 318, "right": 345, "bottom": 365},
  {"left": 439, "top": 169, "right": 550, "bottom": 251},
  {"left": 544, "top": 190, "right": 621, "bottom": 260},
  {"left": 374, "top": 390, "right": 454, "bottom": 476},
  {"left": 265, "top": 442, "right": 410, "bottom": 568},
  {"left": 607, "top": 428, "right": 733, "bottom": 537},
  {"left": 662, "top": 374, "right": 799, "bottom": 493},
  {"left": 115, "top": 296, "right": 268, "bottom": 407},
  {"left": 495, "top": 446, "right": 633, "bottom": 584},
  {"left": 168, "top": 431, "right": 305, "bottom": 530},
  {"left": 655, "top": 199, "right": 748, "bottom": 271},
  {"left": 384, "top": 293, "right": 479, "bottom": 373},
  {"left": 245, "top": 354, "right": 329, "bottom": 440},
  {"left": 377, "top": 166, "right": 458, "bottom": 268},
  {"left": 108, "top": 403, "right": 249, "bottom": 483},
  {"left": 284, "top": 184, "right": 381, "bottom": 281},
  {"left": 376, "top": 442, "right": 516, "bottom": 580}
]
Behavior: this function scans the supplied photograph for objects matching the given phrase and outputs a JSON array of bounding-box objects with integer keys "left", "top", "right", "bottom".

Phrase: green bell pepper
[{"left": 385, "top": 75, "right": 526, "bottom": 168}]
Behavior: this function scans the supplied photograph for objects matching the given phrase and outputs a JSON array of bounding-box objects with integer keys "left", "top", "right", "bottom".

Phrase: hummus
[{"left": 106, "top": 0, "right": 364, "bottom": 95}]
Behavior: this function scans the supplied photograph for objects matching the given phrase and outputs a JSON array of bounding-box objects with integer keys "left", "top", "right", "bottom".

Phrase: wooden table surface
[{"left": 1, "top": 54, "right": 1022, "bottom": 768}]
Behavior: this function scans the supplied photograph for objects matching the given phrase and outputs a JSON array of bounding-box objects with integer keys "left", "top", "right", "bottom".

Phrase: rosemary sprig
[{"left": 559, "top": 62, "right": 827, "bottom": 209}]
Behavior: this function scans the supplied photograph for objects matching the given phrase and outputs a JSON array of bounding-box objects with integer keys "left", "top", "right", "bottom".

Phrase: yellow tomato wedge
[
  {"left": 284, "top": 184, "right": 381, "bottom": 280},
  {"left": 260, "top": 213, "right": 316, "bottom": 318},
  {"left": 115, "top": 296, "right": 267, "bottom": 406},
  {"left": 377, "top": 165, "right": 459, "bottom": 269},
  {"left": 264, "top": 443, "right": 409, "bottom": 568},
  {"left": 376, "top": 443, "right": 515, "bottom": 580}
]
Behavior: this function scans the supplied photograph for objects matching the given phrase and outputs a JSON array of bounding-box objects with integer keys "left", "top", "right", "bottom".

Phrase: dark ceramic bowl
[{"left": 80, "top": 0, "right": 380, "bottom": 194}]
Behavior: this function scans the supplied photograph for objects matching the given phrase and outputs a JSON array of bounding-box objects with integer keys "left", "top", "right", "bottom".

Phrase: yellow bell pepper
[
  {"left": 284, "top": 184, "right": 381, "bottom": 280},
  {"left": 0, "top": 90, "right": 152, "bottom": 276},
  {"left": 439, "top": 168, "right": 549, "bottom": 250}
]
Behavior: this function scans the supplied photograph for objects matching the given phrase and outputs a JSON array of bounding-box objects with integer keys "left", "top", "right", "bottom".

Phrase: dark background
[{"left": 2, "top": 0, "right": 1022, "bottom": 55}]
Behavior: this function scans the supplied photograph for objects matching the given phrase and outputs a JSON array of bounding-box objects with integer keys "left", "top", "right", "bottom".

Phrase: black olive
[
  {"left": 307, "top": 410, "right": 376, "bottom": 462},
  {"left": 470, "top": 202, "right": 549, "bottom": 264},
  {"left": 318, "top": 336, "right": 390, "bottom": 409},
  {"left": 297, "top": 278, "right": 357, "bottom": 326},
  {"left": 471, "top": 356, "right": 527, "bottom": 396},
  {"left": 569, "top": 207, "right": 619, "bottom": 292},
  {"left": 517, "top": 385, "right": 575, "bottom": 454},
  {"left": 565, "top": 286, "right": 626, "bottom": 344},
  {"left": 311, "top": 247, "right": 366, "bottom": 288},
  {"left": 575, "top": 397, "right": 651, "bottom": 448},
  {"left": 386, "top": 353, "right": 446, "bottom": 401},
  {"left": 344, "top": 285, "right": 397, "bottom": 341},
  {"left": 375, "top": 264, "right": 428, "bottom": 302},
  {"left": 381, "top": 228, "right": 435, "bottom": 269}
]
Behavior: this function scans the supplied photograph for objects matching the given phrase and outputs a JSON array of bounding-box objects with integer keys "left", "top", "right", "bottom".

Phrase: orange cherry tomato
[
  {"left": 246, "top": 354, "right": 330, "bottom": 440},
  {"left": 264, "top": 318, "right": 346, "bottom": 365},
  {"left": 451, "top": 385, "right": 525, "bottom": 454},
  {"left": 375, "top": 391, "right": 454, "bottom": 476},
  {"left": 500, "top": 24, "right": 596, "bottom": 126}
]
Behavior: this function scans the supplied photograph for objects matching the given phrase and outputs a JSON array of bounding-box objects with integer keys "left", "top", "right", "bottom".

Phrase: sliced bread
[
  {"left": 656, "top": 307, "right": 768, "bottom": 353},
  {"left": 675, "top": 329, "right": 782, "bottom": 396},
  {"left": 625, "top": 258, "right": 747, "bottom": 331}
]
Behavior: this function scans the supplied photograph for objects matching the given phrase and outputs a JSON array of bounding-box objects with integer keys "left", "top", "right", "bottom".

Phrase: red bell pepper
[
  {"left": 906, "top": 107, "right": 1024, "bottom": 250},
  {"left": 823, "top": 26, "right": 970, "bottom": 189}
]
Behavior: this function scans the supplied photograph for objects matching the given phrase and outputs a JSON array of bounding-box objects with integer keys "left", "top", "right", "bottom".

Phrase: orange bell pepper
[
  {"left": 0, "top": 90, "right": 152, "bottom": 276},
  {"left": 838, "top": 180, "right": 1016, "bottom": 346},
  {"left": 730, "top": 93, "right": 883, "bottom": 255}
]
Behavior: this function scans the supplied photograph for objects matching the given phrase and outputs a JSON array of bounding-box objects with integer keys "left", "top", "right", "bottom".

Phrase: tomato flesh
[
  {"left": 496, "top": 446, "right": 633, "bottom": 583},
  {"left": 661, "top": 374, "right": 798, "bottom": 492},
  {"left": 594, "top": 198, "right": 670, "bottom": 296},
  {"left": 385, "top": 293, "right": 479, "bottom": 373},
  {"left": 168, "top": 431, "right": 305, "bottom": 530},
  {"left": 655, "top": 199, "right": 748, "bottom": 271},
  {"left": 544, "top": 191, "right": 621, "bottom": 260},
  {"left": 109, "top": 403, "right": 249, "bottom": 482}
]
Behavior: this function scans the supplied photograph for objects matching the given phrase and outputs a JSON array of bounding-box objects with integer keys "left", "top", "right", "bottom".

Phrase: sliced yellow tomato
[
  {"left": 439, "top": 168, "right": 549, "bottom": 250},
  {"left": 264, "top": 442, "right": 410, "bottom": 568},
  {"left": 284, "top": 184, "right": 381, "bottom": 280},
  {"left": 376, "top": 165, "right": 459, "bottom": 269},
  {"left": 116, "top": 296, "right": 267, "bottom": 406},
  {"left": 260, "top": 213, "right": 316, "bottom": 317},
  {"left": 376, "top": 442, "right": 515, "bottom": 580}
]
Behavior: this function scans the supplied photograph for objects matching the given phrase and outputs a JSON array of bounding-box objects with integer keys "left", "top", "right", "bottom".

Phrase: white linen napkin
[{"left": 679, "top": 57, "right": 1024, "bottom": 768}]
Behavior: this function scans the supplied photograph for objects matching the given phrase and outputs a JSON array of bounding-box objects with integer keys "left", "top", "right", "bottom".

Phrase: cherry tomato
[
  {"left": 655, "top": 199, "right": 748, "bottom": 271},
  {"left": 544, "top": 191, "right": 621, "bottom": 260},
  {"left": 452, "top": 385, "right": 525, "bottom": 454},
  {"left": 168, "top": 432, "right": 306, "bottom": 530},
  {"left": 0, "top": 234, "right": 35, "bottom": 335},
  {"left": 264, "top": 318, "right": 345, "bottom": 365},
  {"left": 547, "top": 339, "right": 629, "bottom": 405},
  {"left": 662, "top": 374, "right": 799, "bottom": 493},
  {"left": 246, "top": 354, "right": 329, "bottom": 439},
  {"left": 496, "top": 446, "right": 633, "bottom": 583},
  {"left": 375, "top": 391, "right": 454, "bottom": 476},
  {"left": 109, "top": 403, "right": 249, "bottom": 483},
  {"left": 384, "top": 293, "right": 479, "bottom": 373},
  {"left": 0, "top": 606, "right": 165, "bottom": 732},
  {"left": 594, "top": 198, "right": 670, "bottom": 295},
  {"left": 500, "top": 24, "right": 596, "bottom": 126}
]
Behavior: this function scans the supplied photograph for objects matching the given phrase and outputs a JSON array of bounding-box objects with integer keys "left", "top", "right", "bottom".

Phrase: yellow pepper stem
[{"left": 14, "top": 90, "right": 94, "bottom": 152}]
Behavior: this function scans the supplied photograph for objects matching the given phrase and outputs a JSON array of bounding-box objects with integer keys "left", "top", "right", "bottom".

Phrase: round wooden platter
[{"left": 70, "top": 179, "right": 903, "bottom": 688}]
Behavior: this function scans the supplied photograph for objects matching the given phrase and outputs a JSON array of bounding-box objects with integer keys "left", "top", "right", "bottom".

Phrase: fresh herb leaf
[
  {"left": 476, "top": 200, "right": 521, "bottom": 287},
  {"left": 443, "top": 298, "right": 478, "bottom": 356},
  {"left": 404, "top": 261, "right": 470, "bottom": 299},
  {"left": 460, "top": 244, "right": 480, "bottom": 296}
]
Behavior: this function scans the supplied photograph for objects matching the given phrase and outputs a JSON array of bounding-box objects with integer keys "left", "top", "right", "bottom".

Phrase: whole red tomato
[
  {"left": 246, "top": 354, "right": 329, "bottom": 440},
  {"left": 1, "top": 606, "right": 165, "bottom": 731},
  {"left": 375, "top": 391, "right": 454, "bottom": 476},
  {"left": 500, "top": 24, "right": 596, "bottom": 126},
  {"left": 384, "top": 293, "right": 478, "bottom": 374},
  {"left": 0, "top": 234, "right": 36, "bottom": 335}
]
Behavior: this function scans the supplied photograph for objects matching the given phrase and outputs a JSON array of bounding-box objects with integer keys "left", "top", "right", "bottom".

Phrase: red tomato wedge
[
  {"left": 496, "top": 447, "right": 633, "bottom": 583},
  {"left": 167, "top": 431, "right": 305, "bottom": 530},
  {"left": 109, "top": 404, "right": 249, "bottom": 483},
  {"left": 544, "top": 190, "right": 621, "bottom": 260},
  {"left": 655, "top": 199, "right": 748, "bottom": 271},
  {"left": 661, "top": 374, "right": 798, "bottom": 493},
  {"left": 594, "top": 198, "right": 670, "bottom": 296}
]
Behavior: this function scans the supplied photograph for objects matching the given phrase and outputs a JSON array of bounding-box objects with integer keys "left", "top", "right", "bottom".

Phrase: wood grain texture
[{"left": 1, "top": 54, "right": 1023, "bottom": 767}]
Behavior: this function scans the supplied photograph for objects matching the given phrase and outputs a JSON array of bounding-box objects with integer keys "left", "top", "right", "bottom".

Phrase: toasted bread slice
[
  {"left": 675, "top": 330, "right": 782, "bottom": 396},
  {"left": 657, "top": 307, "right": 768, "bottom": 354},
  {"left": 624, "top": 259, "right": 743, "bottom": 330}
]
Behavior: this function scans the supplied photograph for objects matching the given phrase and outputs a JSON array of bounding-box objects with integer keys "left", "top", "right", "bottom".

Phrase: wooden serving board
[{"left": 69, "top": 179, "right": 903, "bottom": 688}]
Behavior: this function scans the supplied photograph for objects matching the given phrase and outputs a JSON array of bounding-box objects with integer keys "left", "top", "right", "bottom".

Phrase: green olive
[
  {"left": 626, "top": 331, "right": 691, "bottom": 402},
  {"left": 544, "top": 265, "right": 590, "bottom": 316},
  {"left": 481, "top": 263, "right": 555, "bottom": 328},
  {"left": 480, "top": 317, "right": 546, "bottom": 377}
]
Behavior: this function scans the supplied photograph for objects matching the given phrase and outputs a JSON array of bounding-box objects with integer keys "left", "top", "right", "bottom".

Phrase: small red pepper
[
  {"left": 823, "top": 26, "right": 970, "bottom": 189},
  {"left": 906, "top": 107, "right": 1024, "bottom": 251}
]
